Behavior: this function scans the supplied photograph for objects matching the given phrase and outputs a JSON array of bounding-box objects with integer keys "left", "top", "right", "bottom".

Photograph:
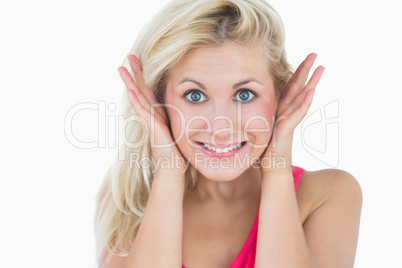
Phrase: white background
[{"left": 1, "top": 0, "right": 401, "bottom": 267}]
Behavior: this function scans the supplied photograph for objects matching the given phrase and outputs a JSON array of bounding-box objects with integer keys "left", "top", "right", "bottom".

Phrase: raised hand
[
  {"left": 260, "top": 53, "right": 325, "bottom": 175},
  {"left": 118, "top": 55, "right": 188, "bottom": 179}
]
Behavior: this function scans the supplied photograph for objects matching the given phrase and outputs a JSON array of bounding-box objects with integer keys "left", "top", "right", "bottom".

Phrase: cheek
[
  {"left": 242, "top": 102, "right": 276, "bottom": 141},
  {"left": 165, "top": 103, "right": 198, "bottom": 145},
  {"left": 165, "top": 106, "right": 199, "bottom": 160},
  {"left": 166, "top": 107, "right": 184, "bottom": 141}
]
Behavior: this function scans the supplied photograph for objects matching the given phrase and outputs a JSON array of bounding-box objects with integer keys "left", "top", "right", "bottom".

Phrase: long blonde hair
[{"left": 94, "top": 0, "right": 293, "bottom": 265}]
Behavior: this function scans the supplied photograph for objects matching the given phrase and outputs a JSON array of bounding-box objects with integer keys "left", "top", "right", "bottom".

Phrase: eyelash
[{"left": 183, "top": 89, "right": 258, "bottom": 104}]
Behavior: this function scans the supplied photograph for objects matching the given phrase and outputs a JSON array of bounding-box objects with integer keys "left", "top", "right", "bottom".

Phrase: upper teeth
[{"left": 201, "top": 142, "right": 243, "bottom": 153}]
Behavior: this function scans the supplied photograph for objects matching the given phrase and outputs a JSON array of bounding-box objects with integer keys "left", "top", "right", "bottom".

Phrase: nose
[
  {"left": 211, "top": 115, "right": 232, "bottom": 142},
  {"left": 209, "top": 102, "right": 240, "bottom": 144}
]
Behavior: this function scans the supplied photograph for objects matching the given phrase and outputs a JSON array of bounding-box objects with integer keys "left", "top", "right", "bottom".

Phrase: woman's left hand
[{"left": 259, "top": 53, "right": 325, "bottom": 176}]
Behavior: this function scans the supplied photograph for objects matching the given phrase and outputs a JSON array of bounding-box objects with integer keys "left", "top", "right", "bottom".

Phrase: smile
[
  {"left": 195, "top": 141, "right": 248, "bottom": 158},
  {"left": 200, "top": 141, "right": 245, "bottom": 153}
]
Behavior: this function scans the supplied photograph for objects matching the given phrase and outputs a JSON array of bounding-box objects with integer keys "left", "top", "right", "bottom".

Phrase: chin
[
  {"left": 191, "top": 160, "right": 250, "bottom": 182},
  {"left": 197, "top": 169, "right": 241, "bottom": 182}
]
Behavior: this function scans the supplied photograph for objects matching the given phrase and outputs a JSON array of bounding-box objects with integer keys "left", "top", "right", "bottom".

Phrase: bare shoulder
[
  {"left": 297, "top": 168, "right": 362, "bottom": 217},
  {"left": 297, "top": 168, "right": 363, "bottom": 267}
]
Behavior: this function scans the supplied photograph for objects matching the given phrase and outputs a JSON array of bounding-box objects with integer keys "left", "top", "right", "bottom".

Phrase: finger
[
  {"left": 288, "top": 88, "right": 315, "bottom": 127},
  {"left": 124, "top": 56, "right": 170, "bottom": 124},
  {"left": 304, "top": 65, "right": 325, "bottom": 94},
  {"left": 117, "top": 66, "right": 137, "bottom": 92},
  {"left": 118, "top": 66, "right": 151, "bottom": 111},
  {"left": 282, "top": 53, "right": 317, "bottom": 104},
  {"left": 126, "top": 88, "right": 151, "bottom": 128},
  {"left": 127, "top": 55, "right": 158, "bottom": 104},
  {"left": 128, "top": 88, "right": 180, "bottom": 157},
  {"left": 285, "top": 65, "right": 325, "bottom": 115}
]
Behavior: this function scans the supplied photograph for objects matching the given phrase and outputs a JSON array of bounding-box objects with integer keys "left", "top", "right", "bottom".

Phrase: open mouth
[{"left": 196, "top": 141, "right": 247, "bottom": 154}]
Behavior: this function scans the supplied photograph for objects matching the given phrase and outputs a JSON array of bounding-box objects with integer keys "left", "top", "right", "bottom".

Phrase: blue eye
[
  {"left": 235, "top": 90, "right": 256, "bottom": 103},
  {"left": 184, "top": 90, "right": 207, "bottom": 103}
]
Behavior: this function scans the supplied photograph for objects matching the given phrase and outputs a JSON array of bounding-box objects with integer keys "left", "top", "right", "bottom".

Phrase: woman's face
[{"left": 165, "top": 43, "right": 278, "bottom": 181}]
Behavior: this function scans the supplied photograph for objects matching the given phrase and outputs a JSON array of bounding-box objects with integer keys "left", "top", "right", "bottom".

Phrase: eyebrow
[{"left": 178, "top": 77, "right": 263, "bottom": 90}]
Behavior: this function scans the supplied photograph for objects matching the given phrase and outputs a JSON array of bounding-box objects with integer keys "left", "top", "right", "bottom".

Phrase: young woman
[{"left": 94, "top": 0, "right": 362, "bottom": 267}]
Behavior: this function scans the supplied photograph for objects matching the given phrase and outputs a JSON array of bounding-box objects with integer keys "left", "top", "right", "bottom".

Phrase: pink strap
[{"left": 292, "top": 165, "right": 304, "bottom": 192}]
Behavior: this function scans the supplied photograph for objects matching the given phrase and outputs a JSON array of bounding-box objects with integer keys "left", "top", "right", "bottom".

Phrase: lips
[
  {"left": 195, "top": 141, "right": 247, "bottom": 155},
  {"left": 200, "top": 142, "right": 245, "bottom": 153}
]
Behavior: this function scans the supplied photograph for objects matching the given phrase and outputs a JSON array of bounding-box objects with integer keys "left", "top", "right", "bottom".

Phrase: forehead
[{"left": 168, "top": 43, "right": 270, "bottom": 82}]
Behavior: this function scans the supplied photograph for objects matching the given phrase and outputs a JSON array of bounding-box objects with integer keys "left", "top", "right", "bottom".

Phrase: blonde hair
[{"left": 94, "top": 0, "right": 293, "bottom": 265}]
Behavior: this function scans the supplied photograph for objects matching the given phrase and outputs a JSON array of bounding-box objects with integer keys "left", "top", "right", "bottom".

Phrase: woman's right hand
[{"left": 118, "top": 55, "right": 188, "bottom": 180}]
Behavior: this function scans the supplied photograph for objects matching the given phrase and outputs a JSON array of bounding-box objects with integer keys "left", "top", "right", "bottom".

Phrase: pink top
[{"left": 182, "top": 165, "right": 304, "bottom": 268}]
